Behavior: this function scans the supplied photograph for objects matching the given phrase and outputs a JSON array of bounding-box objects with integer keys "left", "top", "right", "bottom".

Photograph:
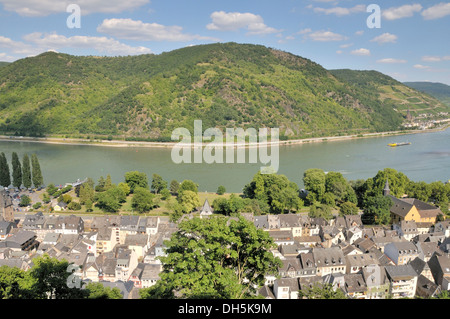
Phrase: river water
[{"left": 0, "top": 128, "right": 448, "bottom": 193}]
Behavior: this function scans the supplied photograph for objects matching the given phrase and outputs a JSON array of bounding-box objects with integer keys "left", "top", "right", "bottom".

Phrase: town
[{"left": 0, "top": 173, "right": 448, "bottom": 300}]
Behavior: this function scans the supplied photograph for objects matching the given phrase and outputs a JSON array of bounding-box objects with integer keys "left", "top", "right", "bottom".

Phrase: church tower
[{"left": 383, "top": 179, "right": 390, "bottom": 196}]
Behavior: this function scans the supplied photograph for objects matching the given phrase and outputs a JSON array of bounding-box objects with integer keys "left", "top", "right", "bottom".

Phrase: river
[{"left": 0, "top": 128, "right": 449, "bottom": 193}]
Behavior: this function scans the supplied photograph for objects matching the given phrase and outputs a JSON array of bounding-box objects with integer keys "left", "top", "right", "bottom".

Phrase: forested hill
[
  {"left": 0, "top": 43, "right": 447, "bottom": 141},
  {"left": 403, "top": 82, "right": 450, "bottom": 107}
]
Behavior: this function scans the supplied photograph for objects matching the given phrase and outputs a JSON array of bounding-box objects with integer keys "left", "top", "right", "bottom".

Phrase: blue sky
[{"left": 0, "top": 0, "right": 449, "bottom": 84}]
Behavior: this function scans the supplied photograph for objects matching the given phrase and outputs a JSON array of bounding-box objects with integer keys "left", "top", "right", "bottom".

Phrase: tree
[
  {"left": 0, "top": 153, "right": 10, "bottom": 187},
  {"left": 104, "top": 174, "right": 113, "bottom": 191},
  {"left": 243, "top": 172, "right": 302, "bottom": 214},
  {"left": 340, "top": 201, "right": 359, "bottom": 216},
  {"left": 95, "top": 176, "right": 106, "bottom": 192},
  {"left": 151, "top": 174, "right": 167, "bottom": 194},
  {"left": 178, "top": 180, "right": 198, "bottom": 195},
  {"left": 170, "top": 179, "right": 180, "bottom": 194},
  {"left": 178, "top": 190, "right": 200, "bottom": 213},
  {"left": 140, "top": 216, "right": 282, "bottom": 299},
  {"left": 0, "top": 265, "right": 36, "bottom": 299},
  {"left": 46, "top": 183, "right": 58, "bottom": 196},
  {"left": 362, "top": 195, "right": 393, "bottom": 225},
  {"left": 216, "top": 185, "right": 226, "bottom": 195},
  {"left": 19, "top": 195, "right": 31, "bottom": 207},
  {"left": 95, "top": 190, "right": 122, "bottom": 213},
  {"left": 31, "top": 154, "right": 43, "bottom": 188},
  {"left": 303, "top": 168, "right": 326, "bottom": 204},
  {"left": 79, "top": 183, "right": 95, "bottom": 205},
  {"left": 22, "top": 154, "right": 32, "bottom": 188},
  {"left": 68, "top": 201, "right": 81, "bottom": 211},
  {"left": 118, "top": 182, "right": 131, "bottom": 196},
  {"left": 124, "top": 171, "right": 149, "bottom": 193},
  {"left": 325, "top": 171, "right": 357, "bottom": 205},
  {"left": 298, "top": 283, "right": 347, "bottom": 299},
  {"left": 131, "top": 186, "right": 155, "bottom": 213},
  {"left": 160, "top": 188, "right": 171, "bottom": 200},
  {"left": 29, "top": 255, "right": 87, "bottom": 299},
  {"left": 11, "top": 152, "right": 22, "bottom": 188},
  {"left": 309, "top": 203, "right": 333, "bottom": 220},
  {"left": 84, "top": 282, "right": 123, "bottom": 299}
]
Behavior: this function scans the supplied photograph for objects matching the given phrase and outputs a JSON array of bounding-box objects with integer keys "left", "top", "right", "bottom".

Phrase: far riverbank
[{"left": 0, "top": 121, "right": 449, "bottom": 149}]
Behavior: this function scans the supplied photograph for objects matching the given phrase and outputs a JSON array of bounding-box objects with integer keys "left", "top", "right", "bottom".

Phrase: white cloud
[
  {"left": 207, "top": 11, "right": 281, "bottom": 35},
  {"left": 377, "top": 58, "right": 407, "bottom": 64},
  {"left": 382, "top": 4, "right": 422, "bottom": 20},
  {"left": 22, "top": 32, "right": 152, "bottom": 55},
  {"left": 339, "top": 43, "right": 353, "bottom": 48},
  {"left": 355, "top": 30, "right": 364, "bottom": 36},
  {"left": 297, "top": 28, "right": 312, "bottom": 35},
  {"left": 0, "top": 0, "right": 149, "bottom": 16},
  {"left": 0, "top": 52, "right": 16, "bottom": 62},
  {"left": 421, "top": 55, "right": 450, "bottom": 62},
  {"left": 0, "top": 35, "right": 39, "bottom": 55},
  {"left": 304, "top": 30, "right": 347, "bottom": 42},
  {"left": 312, "top": 4, "right": 366, "bottom": 17},
  {"left": 97, "top": 18, "right": 219, "bottom": 42},
  {"left": 370, "top": 33, "right": 398, "bottom": 44},
  {"left": 413, "top": 64, "right": 430, "bottom": 69},
  {"left": 422, "top": 2, "right": 450, "bottom": 20},
  {"left": 350, "top": 48, "right": 371, "bottom": 56}
]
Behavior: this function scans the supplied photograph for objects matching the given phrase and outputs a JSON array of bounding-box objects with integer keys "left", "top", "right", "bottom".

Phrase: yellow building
[{"left": 388, "top": 195, "right": 442, "bottom": 225}]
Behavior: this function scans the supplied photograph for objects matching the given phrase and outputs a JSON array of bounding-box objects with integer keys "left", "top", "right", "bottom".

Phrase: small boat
[{"left": 388, "top": 142, "right": 411, "bottom": 147}]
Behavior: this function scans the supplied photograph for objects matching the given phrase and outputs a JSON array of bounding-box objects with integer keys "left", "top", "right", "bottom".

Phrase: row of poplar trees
[{"left": 0, "top": 152, "right": 43, "bottom": 189}]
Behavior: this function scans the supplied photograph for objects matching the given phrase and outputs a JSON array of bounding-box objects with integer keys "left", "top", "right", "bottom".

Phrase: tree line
[{"left": 0, "top": 152, "right": 43, "bottom": 189}]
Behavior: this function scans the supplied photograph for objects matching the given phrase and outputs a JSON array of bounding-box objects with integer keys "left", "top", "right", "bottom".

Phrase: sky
[{"left": 0, "top": 0, "right": 449, "bottom": 84}]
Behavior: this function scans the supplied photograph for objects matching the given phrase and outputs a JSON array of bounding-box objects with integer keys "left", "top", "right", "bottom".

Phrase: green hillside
[
  {"left": 0, "top": 62, "right": 10, "bottom": 68},
  {"left": 404, "top": 82, "right": 450, "bottom": 107},
  {"left": 330, "top": 69, "right": 450, "bottom": 119},
  {"left": 0, "top": 43, "right": 447, "bottom": 140}
]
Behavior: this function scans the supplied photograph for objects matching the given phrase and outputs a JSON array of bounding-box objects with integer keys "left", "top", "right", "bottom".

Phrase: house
[
  {"left": 278, "top": 256, "right": 303, "bottom": 278},
  {"left": 273, "top": 278, "right": 299, "bottom": 299},
  {"left": 145, "top": 217, "right": 160, "bottom": 235},
  {"left": 344, "top": 215, "right": 363, "bottom": 229},
  {"left": 55, "top": 215, "right": 84, "bottom": 235},
  {"left": 352, "top": 237, "right": 377, "bottom": 253},
  {"left": 345, "top": 225, "right": 363, "bottom": 244},
  {"left": 385, "top": 264, "right": 419, "bottom": 299},
  {"left": 0, "top": 220, "right": 14, "bottom": 240},
  {"left": 343, "top": 273, "right": 367, "bottom": 299},
  {"left": 416, "top": 274, "right": 441, "bottom": 299},
  {"left": 362, "top": 265, "right": 389, "bottom": 299},
  {"left": 258, "top": 285, "right": 276, "bottom": 299},
  {"left": 345, "top": 253, "right": 380, "bottom": 274},
  {"left": 409, "top": 257, "right": 434, "bottom": 282},
  {"left": 279, "top": 214, "right": 302, "bottom": 237},
  {"left": 198, "top": 199, "right": 214, "bottom": 217},
  {"left": 0, "top": 190, "right": 14, "bottom": 222},
  {"left": 428, "top": 252, "right": 450, "bottom": 290},
  {"left": 393, "top": 220, "right": 420, "bottom": 241},
  {"left": 267, "top": 230, "right": 295, "bottom": 246},
  {"left": 416, "top": 241, "right": 441, "bottom": 262},
  {"left": 53, "top": 201, "right": 68, "bottom": 211},
  {"left": 115, "top": 247, "right": 138, "bottom": 282},
  {"left": 320, "top": 225, "right": 345, "bottom": 247},
  {"left": 384, "top": 241, "right": 419, "bottom": 265},
  {"left": 119, "top": 216, "right": 140, "bottom": 244},
  {"left": 313, "top": 246, "right": 346, "bottom": 277},
  {"left": 298, "top": 251, "right": 317, "bottom": 277},
  {"left": 434, "top": 220, "right": 450, "bottom": 238},
  {"left": 0, "top": 230, "right": 38, "bottom": 252},
  {"left": 124, "top": 233, "right": 150, "bottom": 259},
  {"left": 129, "top": 263, "right": 162, "bottom": 288},
  {"left": 293, "top": 235, "right": 321, "bottom": 248},
  {"left": 388, "top": 195, "right": 442, "bottom": 225}
]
